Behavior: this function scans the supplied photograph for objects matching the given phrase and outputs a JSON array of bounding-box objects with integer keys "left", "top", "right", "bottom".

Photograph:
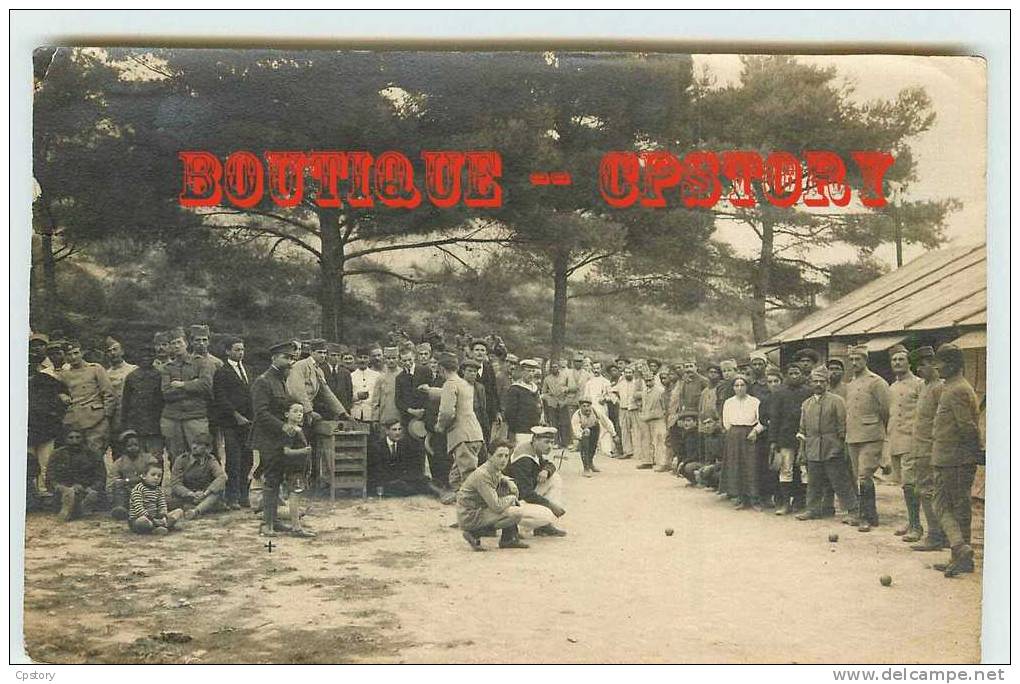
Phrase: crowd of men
[{"left": 26, "top": 325, "right": 983, "bottom": 572}]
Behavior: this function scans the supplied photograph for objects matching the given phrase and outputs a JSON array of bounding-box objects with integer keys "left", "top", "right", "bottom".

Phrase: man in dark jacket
[
  {"left": 29, "top": 337, "right": 68, "bottom": 495},
  {"left": 47, "top": 427, "right": 106, "bottom": 521},
  {"left": 470, "top": 339, "right": 500, "bottom": 443},
  {"left": 395, "top": 349, "right": 427, "bottom": 428},
  {"left": 504, "top": 359, "right": 544, "bottom": 444},
  {"left": 213, "top": 336, "right": 254, "bottom": 508},
  {"left": 250, "top": 341, "right": 300, "bottom": 533},
  {"left": 795, "top": 367, "right": 859, "bottom": 522},
  {"left": 325, "top": 343, "right": 354, "bottom": 411},
  {"left": 768, "top": 365, "right": 812, "bottom": 515},
  {"left": 120, "top": 349, "right": 164, "bottom": 459},
  {"left": 930, "top": 344, "right": 982, "bottom": 578},
  {"left": 507, "top": 426, "right": 566, "bottom": 536},
  {"left": 367, "top": 419, "right": 440, "bottom": 497}
]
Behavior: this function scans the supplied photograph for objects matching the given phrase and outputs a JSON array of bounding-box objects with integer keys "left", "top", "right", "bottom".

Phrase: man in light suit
[
  {"left": 886, "top": 343, "right": 923, "bottom": 540},
  {"left": 430, "top": 352, "right": 484, "bottom": 491},
  {"left": 844, "top": 344, "right": 890, "bottom": 532},
  {"left": 285, "top": 339, "right": 347, "bottom": 422}
]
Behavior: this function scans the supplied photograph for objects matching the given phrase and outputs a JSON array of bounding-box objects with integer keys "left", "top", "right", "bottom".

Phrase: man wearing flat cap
[
  {"left": 427, "top": 352, "right": 485, "bottom": 490},
  {"left": 930, "top": 343, "right": 982, "bottom": 577},
  {"left": 826, "top": 358, "right": 848, "bottom": 400},
  {"left": 572, "top": 397, "right": 616, "bottom": 476},
  {"left": 460, "top": 357, "right": 490, "bottom": 455},
  {"left": 508, "top": 426, "right": 567, "bottom": 535},
  {"left": 795, "top": 366, "right": 858, "bottom": 521},
  {"left": 793, "top": 348, "right": 822, "bottom": 377},
  {"left": 286, "top": 339, "right": 348, "bottom": 423},
  {"left": 844, "top": 344, "right": 890, "bottom": 532},
  {"left": 886, "top": 343, "right": 924, "bottom": 540},
  {"left": 908, "top": 345, "right": 948, "bottom": 552}
]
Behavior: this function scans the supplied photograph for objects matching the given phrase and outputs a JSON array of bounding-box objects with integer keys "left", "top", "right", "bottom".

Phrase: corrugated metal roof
[{"left": 765, "top": 243, "right": 986, "bottom": 344}]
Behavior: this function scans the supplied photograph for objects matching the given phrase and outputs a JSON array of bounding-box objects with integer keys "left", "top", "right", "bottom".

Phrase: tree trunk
[
  {"left": 550, "top": 248, "right": 570, "bottom": 362},
  {"left": 317, "top": 208, "right": 345, "bottom": 341},
  {"left": 40, "top": 227, "right": 58, "bottom": 328},
  {"left": 750, "top": 213, "right": 774, "bottom": 345}
]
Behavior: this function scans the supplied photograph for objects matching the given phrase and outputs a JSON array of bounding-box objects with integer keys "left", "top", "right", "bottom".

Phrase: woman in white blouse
[{"left": 722, "top": 376, "right": 766, "bottom": 510}]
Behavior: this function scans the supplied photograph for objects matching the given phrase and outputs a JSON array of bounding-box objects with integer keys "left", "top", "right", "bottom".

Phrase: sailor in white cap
[
  {"left": 505, "top": 359, "right": 543, "bottom": 445},
  {"left": 506, "top": 426, "right": 568, "bottom": 536}
]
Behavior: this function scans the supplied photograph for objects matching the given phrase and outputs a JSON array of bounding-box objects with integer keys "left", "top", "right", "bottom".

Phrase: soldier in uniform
[
  {"left": 843, "top": 344, "right": 890, "bottom": 532},
  {"left": 886, "top": 344, "right": 924, "bottom": 540},
  {"left": 930, "top": 344, "right": 982, "bottom": 577},
  {"left": 59, "top": 339, "right": 116, "bottom": 454},
  {"left": 250, "top": 341, "right": 301, "bottom": 537},
  {"left": 908, "top": 346, "right": 948, "bottom": 552},
  {"left": 104, "top": 336, "right": 138, "bottom": 434},
  {"left": 159, "top": 327, "right": 214, "bottom": 465}
]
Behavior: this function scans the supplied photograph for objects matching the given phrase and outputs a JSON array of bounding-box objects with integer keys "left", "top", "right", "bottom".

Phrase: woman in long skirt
[{"left": 722, "top": 377, "right": 765, "bottom": 510}]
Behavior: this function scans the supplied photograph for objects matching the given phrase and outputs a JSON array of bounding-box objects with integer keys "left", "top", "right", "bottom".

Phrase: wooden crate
[{"left": 327, "top": 428, "right": 369, "bottom": 500}]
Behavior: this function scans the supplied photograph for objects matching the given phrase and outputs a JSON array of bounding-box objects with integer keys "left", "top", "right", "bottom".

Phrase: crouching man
[
  {"left": 169, "top": 432, "right": 227, "bottom": 520},
  {"left": 457, "top": 440, "right": 556, "bottom": 551},
  {"left": 507, "top": 425, "right": 567, "bottom": 536}
]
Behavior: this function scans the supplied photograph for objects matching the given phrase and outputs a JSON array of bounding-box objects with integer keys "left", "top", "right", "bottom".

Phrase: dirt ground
[{"left": 20, "top": 453, "right": 983, "bottom": 664}]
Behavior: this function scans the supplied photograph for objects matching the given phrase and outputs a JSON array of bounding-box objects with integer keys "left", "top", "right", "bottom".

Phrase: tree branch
[
  {"left": 204, "top": 223, "right": 322, "bottom": 259},
  {"left": 343, "top": 267, "right": 436, "bottom": 285},
  {"left": 345, "top": 235, "right": 513, "bottom": 261},
  {"left": 200, "top": 209, "right": 319, "bottom": 235}
]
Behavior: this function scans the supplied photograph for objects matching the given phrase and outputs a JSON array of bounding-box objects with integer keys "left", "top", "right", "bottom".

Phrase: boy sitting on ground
[
  {"left": 129, "top": 461, "right": 184, "bottom": 534},
  {"left": 46, "top": 427, "right": 106, "bottom": 521},
  {"left": 108, "top": 429, "right": 151, "bottom": 520},
  {"left": 169, "top": 432, "right": 226, "bottom": 520}
]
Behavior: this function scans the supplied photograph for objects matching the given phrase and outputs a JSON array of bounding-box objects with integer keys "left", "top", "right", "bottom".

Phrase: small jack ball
[
  {"left": 664, "top": 528, "right": 674, "bottom": 536},
  {"left": 828, "top": 533, "right": 839, "bottom": 543},
  {"left": 880, "top": 575, "right": 893, "bottom": 587}
]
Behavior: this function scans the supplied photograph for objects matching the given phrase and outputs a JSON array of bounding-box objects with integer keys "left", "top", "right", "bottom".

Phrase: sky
[{"left": 692, "top": 54, "right": 987, "bottom": 267}]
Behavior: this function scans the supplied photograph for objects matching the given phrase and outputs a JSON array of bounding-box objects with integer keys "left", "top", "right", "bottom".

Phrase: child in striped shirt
[{"left": 129, "top": 461, "right": 184, "bottom": 535}]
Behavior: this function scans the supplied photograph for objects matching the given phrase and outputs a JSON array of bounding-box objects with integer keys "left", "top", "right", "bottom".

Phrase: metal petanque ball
[
  {"left": 880, "top": 575, "right": 893, "bottom": 587},
  {"left": 828, "top": 533, "right": 839, "bottom": 543},
  {"left": 664, "top": 528, "right": 674, "bottom": 537}
]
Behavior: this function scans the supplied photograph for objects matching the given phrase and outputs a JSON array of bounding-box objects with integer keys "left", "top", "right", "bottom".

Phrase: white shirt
[
  {"left": 722, "top": 394, "right": 761, "bottom": 430},
  {"left": 350, "top": 367, "right": 381, "bottom": 421},
  {"left": 228, "top": 359, "right": 248, "bottom": 384},
  {"left": 582, "top": 375, "right": 612, "bottom": 404}
]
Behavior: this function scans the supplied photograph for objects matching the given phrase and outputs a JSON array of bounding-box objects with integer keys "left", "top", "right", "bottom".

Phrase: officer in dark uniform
[{"left": 250, "top": 341, "right": 300, "bottom": 537}]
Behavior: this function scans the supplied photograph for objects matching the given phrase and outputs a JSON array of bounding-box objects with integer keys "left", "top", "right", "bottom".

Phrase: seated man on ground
[
  {"left": 169, "top": 432, "right": 227, "bottom": 520},
  {"left": 108, "top": 429, "right": 151, "bottom": 520},
  {"left": 457, "top": 440, "right": 556, "bottom": 551},
  {"left": 128, "top": 460, "right": 184, "bottom": 535},
  {"left": 46, "top": 427, "right": 107, "bottom": 521},
  {"left": 671, "top": 410, "right": 704, "bottom": 484},
  {"left": 507, "top": 426, "right": 567, "bottom": 536},
  {"left": 368, "top": 418, "right": 446, "bottom": 498}
]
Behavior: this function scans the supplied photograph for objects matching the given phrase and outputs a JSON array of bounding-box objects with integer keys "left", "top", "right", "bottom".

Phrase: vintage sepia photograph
[{"left": 16, "top": 19, "right": 1000, "bottom": 667}]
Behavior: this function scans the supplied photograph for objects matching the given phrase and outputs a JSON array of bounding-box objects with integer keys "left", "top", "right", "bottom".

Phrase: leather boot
[
  {"left": 916, "top": 495, "right": 947, "bottom": 549},
  {"left": 941, "top": 544, "right": 975, "bottom": 576},
  {"left": 499, "top": 524, "right": 529, "bottom": 549},
  {"left": 857, "top": 480, "right": 875, "bottom": 532},
  {"left": 902, "top": 485, "right": 924, "bottom": 542},
  {"left": 774, "top": 482, "right": 790, "bottom": 516}
]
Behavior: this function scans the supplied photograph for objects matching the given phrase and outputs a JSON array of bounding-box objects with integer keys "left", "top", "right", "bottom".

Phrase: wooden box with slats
[{"left": 320, "top": 421, "right": 369, "bottom": 500}]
